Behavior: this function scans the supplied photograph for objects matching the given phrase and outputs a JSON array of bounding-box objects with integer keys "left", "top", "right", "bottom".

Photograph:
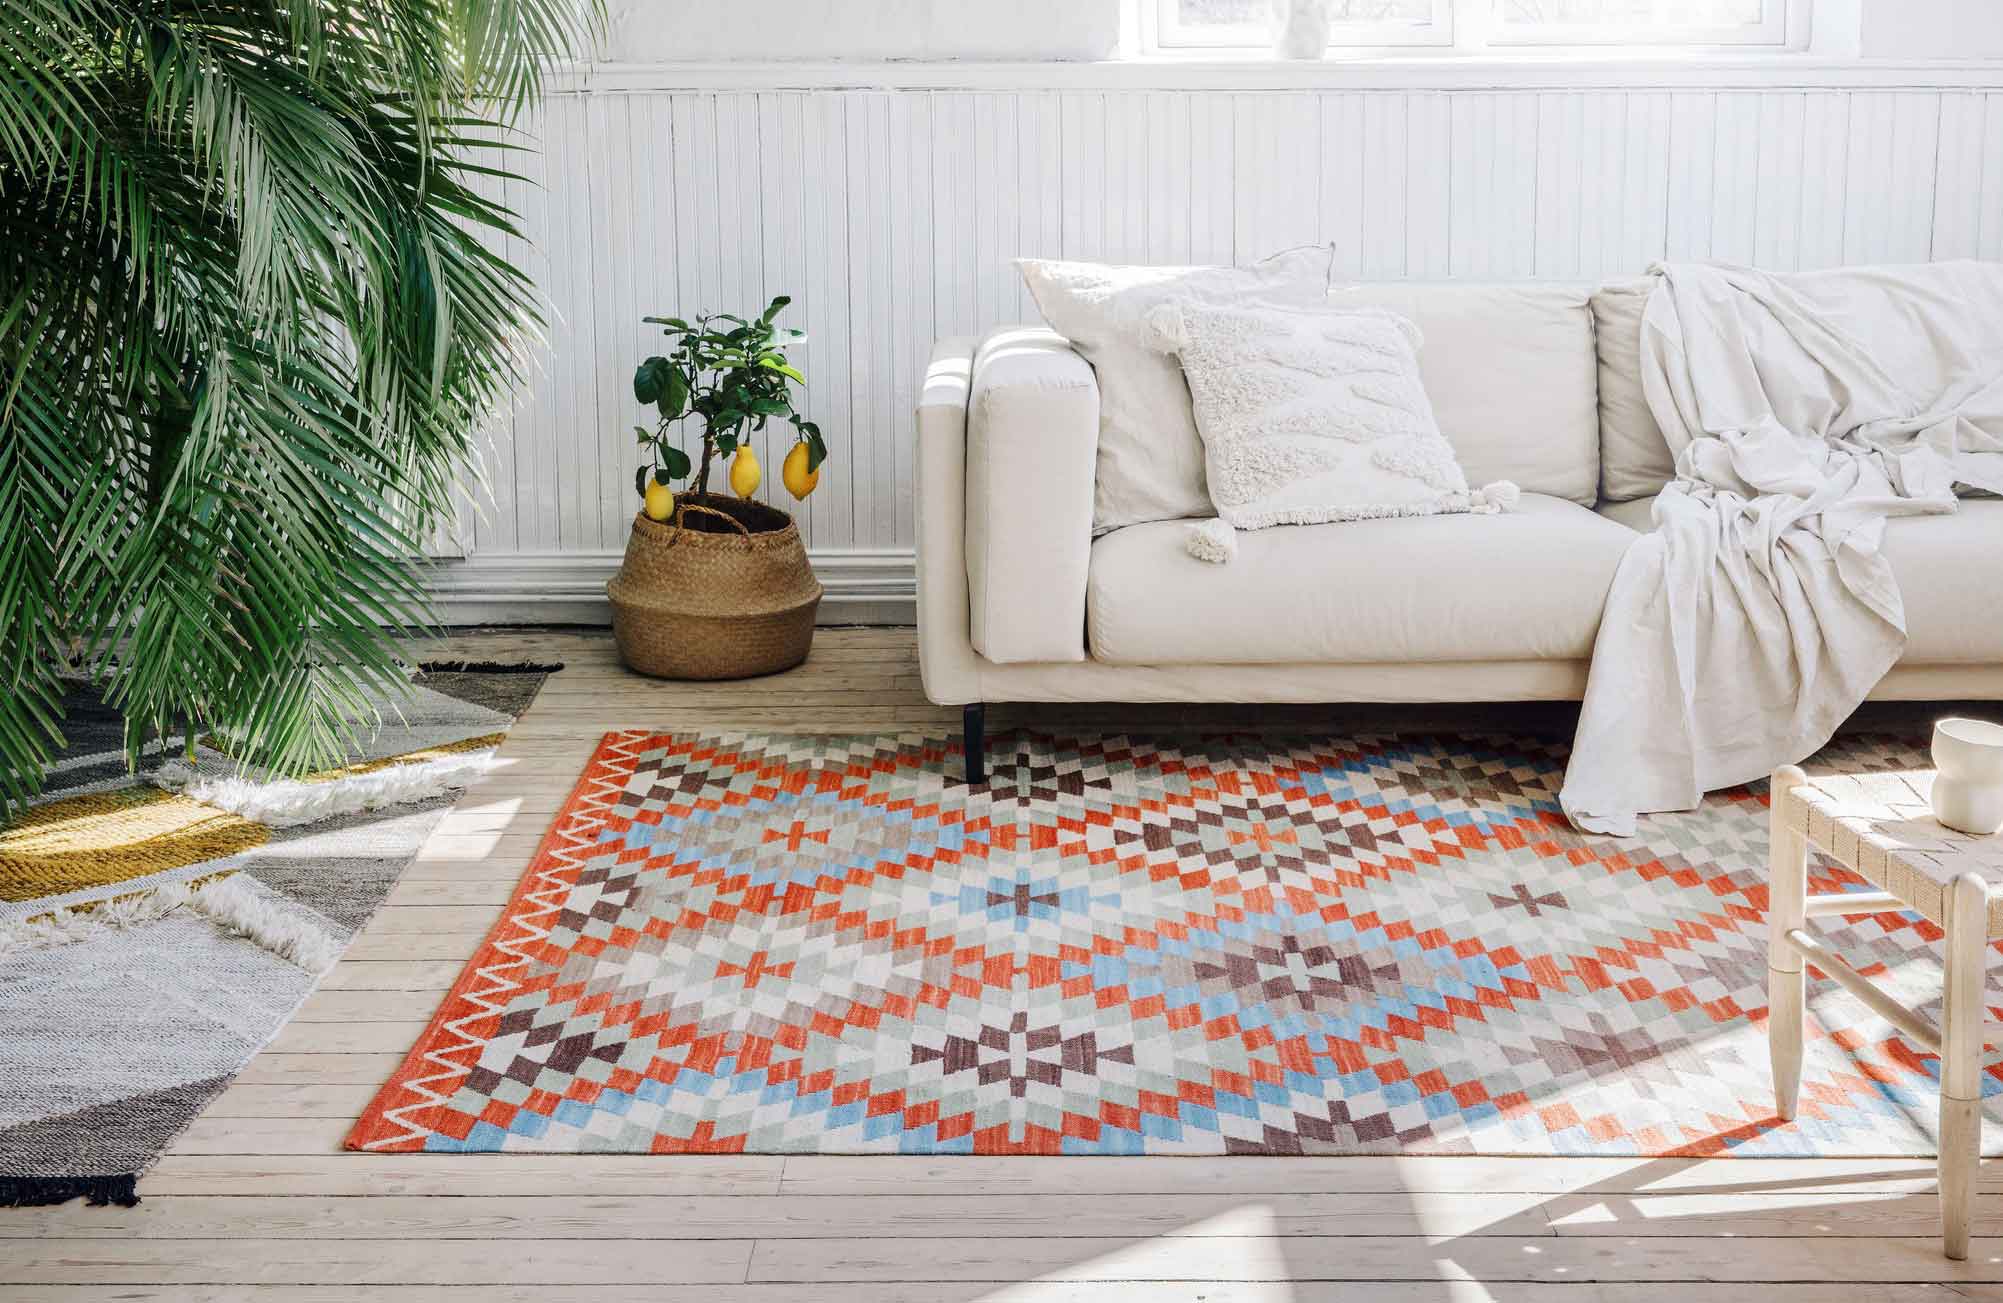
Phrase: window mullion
[{"left": 1451, "top": 0, "right": 1488, "bottom": 54}]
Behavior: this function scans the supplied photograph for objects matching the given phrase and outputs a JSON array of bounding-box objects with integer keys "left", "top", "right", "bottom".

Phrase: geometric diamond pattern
[{"left": 347, "top": 729, "right": 2003, "bottom": 1158}]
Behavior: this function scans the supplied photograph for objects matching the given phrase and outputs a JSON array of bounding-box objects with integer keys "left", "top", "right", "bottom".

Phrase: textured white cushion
[
  {"left": 1150, "top": 300, "right": 1509, "bottom": 537},
  {"left": 1088, "top": 494, "right": 1634, "bottom": 665},
  {"left": 964, "top": 327, "right": 1098, "bottom": 664},
  {"left": 1597, "top": 496, "right": 2003, "bottom": 664},
  {"left": 1018, "top": 246, "right": 1334, "bottom": 534},
  {"left": 1592, "top": 276, "right": 1677, "bottom": 502},
  {"left": 1326, "top": 282, "right": 1599, "bottom": 505}
]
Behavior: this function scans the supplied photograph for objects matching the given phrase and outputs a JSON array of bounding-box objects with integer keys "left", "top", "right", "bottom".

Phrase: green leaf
[
  {"left": 661, "top": 445, "right": 692, "bottom": 479},
  {"left": 658, "top": 367, "right": 688, "bottom": 421},
  {"left": 634, "top": 465, "right": 648, "bottom": 497},
  {"left": 713, "top": 431, "right": 737, "bottom": 457},
  {"left": 634, "top": 425, "right": 652, "bottom": 445},
  {"left": 805, "top": 429, "right": 828, "bottom": 472},
  {"left": 633, "top": 357, "right": 666, "bottom": 404}
]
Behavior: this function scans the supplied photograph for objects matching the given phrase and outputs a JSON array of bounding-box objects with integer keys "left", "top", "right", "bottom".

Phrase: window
[
  {"left": 1153, "top": 0, "right": 1451, "bottom": 50},
  {"left": 1145, "top": 0, "right": 1794, "bottom": 52},
  {"left": 1490, "top": 0, "right": 1786, "bottom": 46}
]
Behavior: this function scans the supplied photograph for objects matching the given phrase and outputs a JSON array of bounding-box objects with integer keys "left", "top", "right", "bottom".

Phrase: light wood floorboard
[
  {"left": 29, "top": 628, "right": 2003, "bottom": 1298},
  {"left": 18, "top": 1288, "right": 1992, "bottom": 1303}
]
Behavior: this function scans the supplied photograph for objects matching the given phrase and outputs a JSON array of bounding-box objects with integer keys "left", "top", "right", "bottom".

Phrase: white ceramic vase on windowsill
[{"left": 1271, "top": 0, "right": 1333, "bottom": 58}]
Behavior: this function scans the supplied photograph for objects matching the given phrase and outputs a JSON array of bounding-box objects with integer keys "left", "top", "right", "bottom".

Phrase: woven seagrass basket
[{"left": 607, "top": 494, "right": 823, "bottom": 680}]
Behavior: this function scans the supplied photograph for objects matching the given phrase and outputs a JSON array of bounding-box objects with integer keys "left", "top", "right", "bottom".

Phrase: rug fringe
[
  {"left": 151, "top": 747, "right": 499, "bottom": 829},
  {"left": 0, "top": 880, "right": 209, "bottom": 956},
  {"left": 0, "top": 1174, "right": 140, "bottom": 1208},
  {"left": 417, "top": 660, "right": 566, "bottom": 675},
  {"left": 0, "top": 875, "right": 341, "bottom": 973},
  {"left": 185, "top": 875, "right": 344, "bottom": 973}
]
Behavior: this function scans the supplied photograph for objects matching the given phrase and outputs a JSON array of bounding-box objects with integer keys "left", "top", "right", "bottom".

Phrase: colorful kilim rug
[
  {"left": 349, "top": 728, "right": 2003, "bottom": 1158},
  {"left": 1, "top": 666, "right": 557, "bottom": 1207}
]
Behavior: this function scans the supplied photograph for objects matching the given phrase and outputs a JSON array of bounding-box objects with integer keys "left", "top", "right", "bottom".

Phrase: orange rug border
[{"left": 346, "top": 729, "right": 647, "bottom": 1151}]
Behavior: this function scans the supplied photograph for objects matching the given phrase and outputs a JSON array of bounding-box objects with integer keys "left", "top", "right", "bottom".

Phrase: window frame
[
  {"left": 1141, "top": 0, "right": 1799, "bottom": 55},
  {"left": 1487, "top": 0, "right": 1791, "bottom": 48},
  {"left": 1147, "top": 0, "right": 1454, "bottom": 51}
]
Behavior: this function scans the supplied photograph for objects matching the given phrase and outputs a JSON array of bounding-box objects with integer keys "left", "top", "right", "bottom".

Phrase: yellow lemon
[
  {"left": 729, "top": 446, "right": 761, "bottom": 499},
  {"left": 642, "top": 479, "right": 675, "bottom": 522},
  {"left": 781, "top": 441, "right": 820, "bottom": 500}
]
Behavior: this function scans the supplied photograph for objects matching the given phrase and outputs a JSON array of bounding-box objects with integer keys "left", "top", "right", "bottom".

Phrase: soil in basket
[{"left": 677, "top": 494, "right": 791, "bottom": 534}]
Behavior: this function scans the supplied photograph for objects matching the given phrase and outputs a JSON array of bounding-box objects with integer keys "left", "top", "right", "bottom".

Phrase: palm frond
[{"left": 0, "top": 0, "right": 601, "bottom": 815}]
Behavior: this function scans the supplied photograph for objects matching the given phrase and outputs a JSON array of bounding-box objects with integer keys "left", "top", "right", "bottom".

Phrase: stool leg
[
  {"left": 1939, "top": 872, "right": 1988, "bottom": 1261},
  {"left": 1768, "top": 766, "right": 1809, "bottom": 1122}
]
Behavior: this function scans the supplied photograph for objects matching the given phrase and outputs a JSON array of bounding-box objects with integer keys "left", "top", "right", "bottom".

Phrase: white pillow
[
  {"left": 1591, "top": 275, "right": 1677, "bottom": 502},
  {"left": 1017, "top": 246, "right": 1335, "bottom": 534},
  {"left": 1327, "top": 281, "right": 1600, "bottom": 506},
  {"left": 1149, "top": 300, "right": 1517, "bottom": 561}
]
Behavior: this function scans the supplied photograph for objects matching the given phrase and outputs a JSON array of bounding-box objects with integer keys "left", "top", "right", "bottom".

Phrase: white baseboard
[{"left": 426, "top": 549, "right": 917, "bottom": 627}]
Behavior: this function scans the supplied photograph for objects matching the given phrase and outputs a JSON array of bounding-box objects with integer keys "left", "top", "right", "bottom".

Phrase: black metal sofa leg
[{"left": 963, "top": 702, "right": 986, "bottom": 785}]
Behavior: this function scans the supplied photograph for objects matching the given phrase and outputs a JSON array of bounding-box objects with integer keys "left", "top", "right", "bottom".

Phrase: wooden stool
[{"left": 1768, "top": 763, "right": 2003, "bottom": 1260}]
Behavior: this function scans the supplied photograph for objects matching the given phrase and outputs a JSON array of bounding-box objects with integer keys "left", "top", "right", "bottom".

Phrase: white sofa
[{"left": 916, "top": 280, "right": 2003, "bottom": 782}]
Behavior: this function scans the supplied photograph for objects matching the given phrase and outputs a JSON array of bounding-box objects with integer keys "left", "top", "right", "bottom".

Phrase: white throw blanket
[{"left": 1561, "top": 261, "right": 2003, "bottom": 836}]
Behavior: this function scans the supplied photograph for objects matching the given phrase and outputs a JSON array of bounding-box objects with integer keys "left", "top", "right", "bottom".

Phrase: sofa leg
[{"left": 962, "top": 703, "right": 986, "bottom": 786}]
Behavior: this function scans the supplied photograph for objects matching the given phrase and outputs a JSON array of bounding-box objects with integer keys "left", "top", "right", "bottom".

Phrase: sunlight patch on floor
[{"left": 1021, "top": 1204, "right": 1292, "bottom": 1284}]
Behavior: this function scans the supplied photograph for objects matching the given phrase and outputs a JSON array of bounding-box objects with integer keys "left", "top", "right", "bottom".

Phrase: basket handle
[{"left": 665, "top": 500, "right": 754, "bottom": 547}]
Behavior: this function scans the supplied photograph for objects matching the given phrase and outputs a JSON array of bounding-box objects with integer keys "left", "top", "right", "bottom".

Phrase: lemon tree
[{"left": 632, "top": 296, "right": 827, "bottom": 510}]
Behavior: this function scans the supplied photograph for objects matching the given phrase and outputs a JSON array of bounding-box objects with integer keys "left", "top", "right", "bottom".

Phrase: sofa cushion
[
  {"left": 1088, "top": 494, "right": 1633, "bottom": 666},
  {"left": 1325, "top": 282, "right": 1598, "bottom": 506},
  {"left": 1593, "top": 496, "right": 1656, "bottom": 534},
  {"left": 1597, "top": 497, "right": 2003, "bottom": 664},
  {"left": 1592, "top": 276, "right": 1677, "bottom": 502}
]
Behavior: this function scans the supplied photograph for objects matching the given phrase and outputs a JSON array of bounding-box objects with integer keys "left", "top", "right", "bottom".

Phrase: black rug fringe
[
  {"left": 416, "top": 660, "right": 566, "bottom": 675},
  {"left": 0, "top": 1174, "right": 139, "bottom": 1208}
]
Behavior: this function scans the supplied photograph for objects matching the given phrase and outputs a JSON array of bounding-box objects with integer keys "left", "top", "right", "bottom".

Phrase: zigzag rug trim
[{"left": 346, "top": 729, "right": 2003, "bottom": 1157}]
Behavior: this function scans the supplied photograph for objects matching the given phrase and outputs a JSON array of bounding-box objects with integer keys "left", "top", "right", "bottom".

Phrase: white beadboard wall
[{"left": 437, "top": 78, "right": 2003, "bottom": 623}]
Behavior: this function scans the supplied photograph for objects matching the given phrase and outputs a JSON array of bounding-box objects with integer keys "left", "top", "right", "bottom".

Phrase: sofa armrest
[
  {"left": 917, "top": 336, "right": 982, "bottom": 706},
  {"left": 916, "top": 327, "right": 1101, "bottom": 704},
  {"left": 963, "top": 326, "right": 1099, "bottom": 664}
]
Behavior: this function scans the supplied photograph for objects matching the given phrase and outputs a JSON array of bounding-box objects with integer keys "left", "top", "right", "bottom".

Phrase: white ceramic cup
[{"left": 1932, "top": 717, "right": 2003, "bottom": 836}]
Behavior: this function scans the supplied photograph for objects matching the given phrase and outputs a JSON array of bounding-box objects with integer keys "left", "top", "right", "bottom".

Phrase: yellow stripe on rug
[
  {"left": 304, "top": 732, "right": 508, "bottom": 781},
  {"left": 0, "top": 788, "right": 268, "bottom": 903}
]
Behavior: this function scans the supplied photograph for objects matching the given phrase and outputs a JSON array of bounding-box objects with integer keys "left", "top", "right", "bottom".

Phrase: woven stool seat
[{"left": 1785, "top": 769, "right": 2003, "bottom": 935}]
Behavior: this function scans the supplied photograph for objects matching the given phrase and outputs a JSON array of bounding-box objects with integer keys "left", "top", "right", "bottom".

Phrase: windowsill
[{"left": 555, "top": 54, "right": 2003, "bottom": 94}]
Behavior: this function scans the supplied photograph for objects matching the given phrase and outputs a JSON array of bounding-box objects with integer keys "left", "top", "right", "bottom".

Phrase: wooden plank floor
[{"left": 22, "top": 628, "right": 2003, "bottom": 1300}]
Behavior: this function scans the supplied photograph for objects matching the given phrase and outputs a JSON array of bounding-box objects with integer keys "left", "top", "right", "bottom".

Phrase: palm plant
[{"left": 0, "top": 0, "right": 597, "bottom": 816}]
